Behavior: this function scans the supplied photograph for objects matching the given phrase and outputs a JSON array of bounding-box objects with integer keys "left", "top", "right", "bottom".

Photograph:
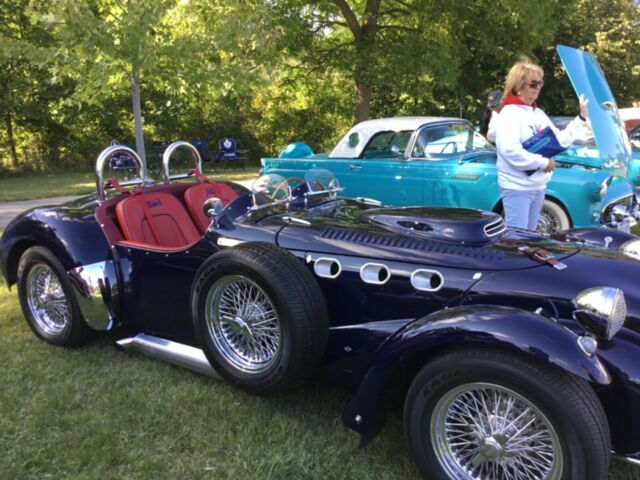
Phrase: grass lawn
[
  {"left": 0, "top": 258, "right": 639, "bottom": 479},
  {"left": 0, "top": 167, "right": 259, "bottom": 203}
]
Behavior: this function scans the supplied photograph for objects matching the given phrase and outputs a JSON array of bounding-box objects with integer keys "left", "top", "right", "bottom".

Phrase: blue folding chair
[{"left": 215, "top": 138, "right": 243, "bottom": 171}]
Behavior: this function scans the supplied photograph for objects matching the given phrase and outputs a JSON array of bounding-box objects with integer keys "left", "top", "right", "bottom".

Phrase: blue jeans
[{"left": 500, "top": 188, "right": 545, "bottom": 230}]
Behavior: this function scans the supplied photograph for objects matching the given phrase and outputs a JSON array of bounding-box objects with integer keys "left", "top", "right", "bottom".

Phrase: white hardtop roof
[{"left": 329, "top": 116, "right": 464, "bottom": 158}]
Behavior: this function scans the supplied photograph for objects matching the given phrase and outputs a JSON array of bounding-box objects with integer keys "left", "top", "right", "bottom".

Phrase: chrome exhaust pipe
[{"left": 116, "top": 334, "right": 221, "bottom": 379}]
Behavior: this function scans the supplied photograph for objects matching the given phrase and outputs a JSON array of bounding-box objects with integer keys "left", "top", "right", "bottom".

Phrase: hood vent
[
  {"left": 320, "top": 228, "right": 505, "bottom": 261},
  {"left": 484, "top": 217, "right": 507, "bottom": 237}
]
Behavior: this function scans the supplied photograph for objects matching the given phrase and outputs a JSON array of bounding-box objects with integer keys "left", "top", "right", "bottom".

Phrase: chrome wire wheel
[
  {"left": 205, "top": 275, "right": 281, "bottom": 373},
  {"left": 431, "top": 382, "right": 563, "bottom": 479},
  {"left": 25, "top": 263, "right": 71, "bottom": 337}
]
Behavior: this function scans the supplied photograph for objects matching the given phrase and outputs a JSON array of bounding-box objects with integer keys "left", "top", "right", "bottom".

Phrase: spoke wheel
[
  {"left": 25, "top": 263, "right": 72, "bottom": 337},
  {"left": 539, "top": 199, "right": 571, "bottom": 232},
  {"left": 205, "top": 275, "right": 281, "bottom": 373},
  {"left": 192, "top": 243, "right": 328, "bottom": 394},
  {"left": 17, "top": 246, "right": 93, "bottom": 346},
  {"left": 431, "top": 382, "right": 562, "bottom": 479},
  {"left": 404, "top": 349, "right": 610, "bottom": 480}
]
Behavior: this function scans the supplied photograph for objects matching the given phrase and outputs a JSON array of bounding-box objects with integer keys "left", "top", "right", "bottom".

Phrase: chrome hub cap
[
  {"left": 431, "top": 382, "right": 563, "bottom": 479},
  {"left": 206, "top": 275, "right": 281, "bottom": 373},
  {"left": 26, "top": 263, "right": 70, "bottom": 336}
]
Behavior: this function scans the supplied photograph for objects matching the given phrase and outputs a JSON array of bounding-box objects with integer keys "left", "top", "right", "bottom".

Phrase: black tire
[
  {"left": 191, "top": 242, "right": 328, "bottom": 394},
  {"left": 404, "top": 349, "right": 610, "bottom": 480},
  {"left": 17, "top": 246, "right": 93, "bottom": 347}
]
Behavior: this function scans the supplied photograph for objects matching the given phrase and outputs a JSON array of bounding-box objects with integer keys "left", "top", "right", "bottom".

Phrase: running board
[{"left": 116, "top": 334, "right": 221, "bottom": 380}]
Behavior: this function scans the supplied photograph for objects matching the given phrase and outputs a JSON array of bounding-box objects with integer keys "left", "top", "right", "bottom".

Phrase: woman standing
[{"left": 495, "top": 57, "right": 588, "bottom": 230}]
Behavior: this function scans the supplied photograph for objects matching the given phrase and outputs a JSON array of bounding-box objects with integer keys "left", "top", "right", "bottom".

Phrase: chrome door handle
[{"left": 349, "top": 164, "right": 362, "bottom": 171}]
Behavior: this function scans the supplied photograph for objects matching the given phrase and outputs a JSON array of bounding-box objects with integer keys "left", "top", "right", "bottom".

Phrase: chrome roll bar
[
  {"left": 95, "top": 145, "right": 146, "bottom": 201},
  {"left": 161, "top": 141, "right": 202, "bottom": 184}
]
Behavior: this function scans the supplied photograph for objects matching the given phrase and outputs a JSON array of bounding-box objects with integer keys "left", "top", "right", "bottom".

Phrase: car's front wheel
[
  {"left": 404, "top": 349, "right": 610, "bottom": 480},
  {"left": 539, "top": 198, "right": 571, "bottom": 232},
  {"left": 17, "top": 246, "right": 93, "bottom": 346}
]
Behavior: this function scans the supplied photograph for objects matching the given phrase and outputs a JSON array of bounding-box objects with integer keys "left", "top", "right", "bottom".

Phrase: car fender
[
  {"left": 341, "top": 305, "right": 611, "bottom": 443},
  {"left": 1, "top": 207, "right": 111, "bottom": 287}
]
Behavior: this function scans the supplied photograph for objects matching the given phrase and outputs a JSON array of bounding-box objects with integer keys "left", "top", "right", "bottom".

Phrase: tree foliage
[{"left": 0, "top": 0, "right": 638, "bottom": 173}]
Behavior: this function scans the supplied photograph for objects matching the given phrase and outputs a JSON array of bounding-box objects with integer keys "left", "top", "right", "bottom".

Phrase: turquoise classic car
[{"left": 261, "top": 46, "right": 639, "bottom": 232}]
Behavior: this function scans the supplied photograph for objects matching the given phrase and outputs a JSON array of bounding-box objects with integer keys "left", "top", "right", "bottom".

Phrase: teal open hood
[{"left": 556, "top": 44, "right": 632, "bottom": 177}]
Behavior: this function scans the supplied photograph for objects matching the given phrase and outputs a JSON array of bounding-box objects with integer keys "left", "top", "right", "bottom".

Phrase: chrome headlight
[
  {"left": 572, "top": 287, "right": 626, "bottom": 340},
  {"left": 619, "top": 239, "right": 640, "bottom": 261}
]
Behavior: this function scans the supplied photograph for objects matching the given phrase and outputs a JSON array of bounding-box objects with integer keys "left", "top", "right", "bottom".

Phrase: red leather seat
[
  {"left": 184, "top": 182, "right": 239, "bottom": 234},
  {"left": 116, "top": 192, "right": 201, "bottom": 248}
]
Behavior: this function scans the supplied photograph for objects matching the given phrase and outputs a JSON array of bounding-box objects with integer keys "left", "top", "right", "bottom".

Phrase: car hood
[
  {"left": 557, "top": 44, "right": 632, "bottom": 177},
  {"left": 275, "top": 202, "right": 582, "bottom": 271}
]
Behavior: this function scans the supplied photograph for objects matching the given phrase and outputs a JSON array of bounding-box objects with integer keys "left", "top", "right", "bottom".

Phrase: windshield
[
  {"left": 305, "top": 169, "right": 341, "bottom": 194},
  {"left": 413, "top": 123, "right": 492, "bottom": 158},
  {"left": 250, "top": 174, "right": 291, "bottom": 208}
]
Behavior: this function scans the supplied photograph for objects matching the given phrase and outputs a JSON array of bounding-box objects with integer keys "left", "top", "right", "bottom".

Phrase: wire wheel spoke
[
  {"left": 431, "top": 382, "right": 563, "bottom": 480},
  {"left": 206, "top": 275, "right": 281, "bottom": 373},
  {"left": 26, "top": 263, "right": 70, "bottom": 336}
]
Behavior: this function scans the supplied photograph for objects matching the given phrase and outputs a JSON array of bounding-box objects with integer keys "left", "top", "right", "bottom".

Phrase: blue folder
[{"left": 522, "top": 126, "right": 567, "bottom": 175}]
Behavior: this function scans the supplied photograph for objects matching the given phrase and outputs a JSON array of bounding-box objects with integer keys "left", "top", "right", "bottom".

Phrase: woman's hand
[
  {"left": 544, "top": 158, "right": 556, "bottom": 173},
  {"left": 579, "top": 94, "right": 589, "bottom": 119}
]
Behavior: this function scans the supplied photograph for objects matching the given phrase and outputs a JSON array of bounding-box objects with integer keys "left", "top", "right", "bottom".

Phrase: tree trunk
[
  {"left": 4, "top": 111, "right": 18, "bottom": 167},
  {"left": 353, "top": 80, "right": 372, "bottom": 124},
  {"left": 131, "top": 65, "right": 147, "bottom": 175}
]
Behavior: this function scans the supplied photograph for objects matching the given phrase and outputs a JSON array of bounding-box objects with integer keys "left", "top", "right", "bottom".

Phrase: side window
[
  {"left": 362, "top": 131, "right": 412, "bottom": 159},
  {"left": 416, "top": 124, "right": 491, "bottom": 158}
]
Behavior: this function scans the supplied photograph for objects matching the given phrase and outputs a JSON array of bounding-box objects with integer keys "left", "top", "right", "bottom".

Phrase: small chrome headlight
[
  {"left": 572, "top": 287, "right": 626, "bottom": 340},
  {"left": 619, "top": 239, "right": 640, "bottom": 261}
]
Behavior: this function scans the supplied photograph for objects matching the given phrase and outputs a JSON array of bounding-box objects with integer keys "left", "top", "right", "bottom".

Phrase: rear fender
[
  {"left": 342, "top": 305, "right": 611, "bottom": 443},
  {"left": 1, "top": 212, "right": 118, "bottom": 330}
]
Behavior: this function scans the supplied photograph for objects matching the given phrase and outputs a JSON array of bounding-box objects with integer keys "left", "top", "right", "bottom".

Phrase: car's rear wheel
[
  {"left": 191, "top": 243, "right": 328, "bottom": 394},
  {"left": 404, "top": 349, "right": 610, "bottom": 480},
  {"left": 17, "top": 246, "right": 93, "bottom": 346}
]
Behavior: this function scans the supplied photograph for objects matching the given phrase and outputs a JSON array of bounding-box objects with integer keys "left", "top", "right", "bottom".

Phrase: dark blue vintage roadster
[{"left": 2, "top": 142, "right": 640, "bottom": 479}]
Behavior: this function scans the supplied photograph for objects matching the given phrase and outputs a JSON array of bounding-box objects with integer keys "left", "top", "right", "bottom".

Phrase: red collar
[{"left": 502, "top": 95, "right": 537, "bottom": 110}]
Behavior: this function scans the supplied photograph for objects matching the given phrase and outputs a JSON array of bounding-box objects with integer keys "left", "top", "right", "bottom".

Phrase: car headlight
[
  {"left": 619, "top": 238, "right": 640, "bottom": 261},
  {"left": 572, "top": 287, "right": 626, "bottom": 340}
]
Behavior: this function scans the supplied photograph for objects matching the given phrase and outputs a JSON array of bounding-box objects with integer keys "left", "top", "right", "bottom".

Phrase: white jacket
[{"left": 495, "top": 103, "right": 585, "bottom": 190}]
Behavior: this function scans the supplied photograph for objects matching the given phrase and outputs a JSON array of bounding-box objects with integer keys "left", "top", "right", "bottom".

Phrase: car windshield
[
  {"left": 305, "top": 169, "right": 341, "bottom": 195},
  {"left": 413, "top": 123, "right": 492, "bottom": 158},
  {"left": 250, "top": 173, "right": 291, "bottom": 208}
]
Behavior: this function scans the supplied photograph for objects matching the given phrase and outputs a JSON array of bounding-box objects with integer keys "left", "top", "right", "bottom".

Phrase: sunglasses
[{"left": 527, "top": 80, "right": 544, "bottom": 89}]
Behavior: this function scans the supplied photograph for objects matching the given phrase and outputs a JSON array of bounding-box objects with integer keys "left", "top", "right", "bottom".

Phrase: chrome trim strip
[
  {"left": 68, "top": 260, "right": 118, "bottom": 331},
  {"left": 612, "top": 451, "right": 640, "bottom": 467},
  {"left": 116, "top": 334, "right": 221, "bottom": 379},
  {"left": 217, "top": 237, "right": 245, "bottom": 247},
  {"left": 161, "top": 141, "right": 202, "bottom": 184}
]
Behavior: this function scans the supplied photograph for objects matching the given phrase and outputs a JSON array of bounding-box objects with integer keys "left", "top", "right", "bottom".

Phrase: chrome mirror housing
[
  {"left": 202, "top": 197, "right": 224, "bottom": 226},
  {"left": 572, "top": 286, "right": 626, "bottom": 340}
]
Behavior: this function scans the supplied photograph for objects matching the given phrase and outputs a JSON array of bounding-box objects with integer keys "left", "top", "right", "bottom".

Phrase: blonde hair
[{"left": 503, "top": 56, "right": 544, "bottom": 98}]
